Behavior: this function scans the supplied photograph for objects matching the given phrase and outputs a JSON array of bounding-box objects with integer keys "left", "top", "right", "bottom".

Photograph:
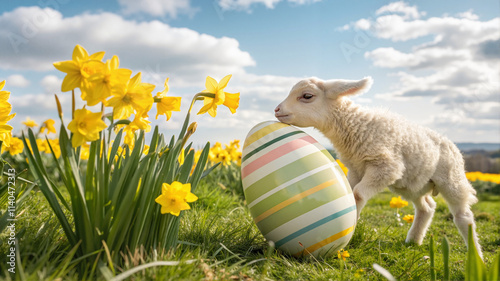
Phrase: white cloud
[
  {"left": 40, "top": 75, "right": 62, "bottom": 94},
  {"left": 117, "top": 0, "right": 197, "bottom": 17},
  {"left": 346, "top": 2, "right": 500, "bottom": 142},
  {"left": 6, "top": 74, "right": 30, "bottom": 87},
  {"left": 217, "top": 0, "right": 320, "bottom": 11},
  {"left": 375, "top": 1, "right": 424, "bottom": 20},
  {"left": 0, "top": 6, "right": 255, "bottom": 83}
]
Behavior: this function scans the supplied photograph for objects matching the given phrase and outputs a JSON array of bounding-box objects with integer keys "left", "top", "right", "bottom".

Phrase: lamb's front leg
[{"left": 352, "top": 165, "right": 398, "bottom": 219}]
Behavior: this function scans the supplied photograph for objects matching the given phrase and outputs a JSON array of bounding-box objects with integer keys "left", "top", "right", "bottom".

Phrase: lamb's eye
[{"left": 302, "top": 93, "right": 313, "bottom": 100}]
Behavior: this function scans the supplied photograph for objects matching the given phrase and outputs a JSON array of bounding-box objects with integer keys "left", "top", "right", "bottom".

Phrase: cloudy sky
[{"left": 1, "top": 0, "right": 499, "bottom": 149}]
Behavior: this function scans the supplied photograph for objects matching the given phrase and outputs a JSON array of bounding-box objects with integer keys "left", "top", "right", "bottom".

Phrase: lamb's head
[{"left": 275, "top": 76, "right": 373, "bottom": 129}]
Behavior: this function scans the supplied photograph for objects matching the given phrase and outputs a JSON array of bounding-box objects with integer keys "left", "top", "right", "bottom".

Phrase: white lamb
[{"left": 274, "top": 76, "right": 483, "bottom": 258}]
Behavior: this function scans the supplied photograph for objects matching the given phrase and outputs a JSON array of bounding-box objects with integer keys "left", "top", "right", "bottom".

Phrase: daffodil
[
  {"left": 85, "top": 55, "right": 132, "bottom": 106},
  {"left": 197, "top": 75, "right": 240, "bottom": 117},
  {"left": 106, "top": 72, "right": 155, "bottom": 120},
  {"left": 155, "top": 78, "right": 181, "bottom": 121},
  {"left": 22, "top": 117, "right": 38, "bottom": 128},
  {"left": 80, "top": 143, "right": 90, "bottom": 160},
  {"left": 215, "top": 149, "right": 232, "bottom": 166},
  {"left": 3, "top": 137, "right": 23, "bottom": 155},
  {"left": 0, "top": 126, "right": 13, "bottom": 148},
  {"left": 208, "top": 142, "right": 223, "bottom": 162},
  {"left": 0, "top": 81, "right": 14, "bottom": 148},
  {"left": 53, "top": 44, "right": 105, "bottom": 92},
  {"left": 155, "top": 181, "right": 198, "bottom": 216},
  {"left": 337, "top": 249, "right": 350, "bottom": 261},
  {"left": 336, "top": 159, "right": 348, "bottom": 176},
  {"left": 67, "top": 108, "right": 108, "bottom": 147},
  {"left": 390, "top": 196, "right": 408, "bottom": 209},
  {"left": 402, "top": 214, "right": 414, "bottom": 223},
  {"left": 129, "top": 111, "right": 152, "bottom": 133},
  {"left": 40, "top": 119, "right": 56, "bottom": 134}
]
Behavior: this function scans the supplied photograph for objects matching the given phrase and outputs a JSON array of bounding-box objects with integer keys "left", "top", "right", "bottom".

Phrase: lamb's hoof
[{"left": 405, "top": 240, "right": 419, "bottom": 246}]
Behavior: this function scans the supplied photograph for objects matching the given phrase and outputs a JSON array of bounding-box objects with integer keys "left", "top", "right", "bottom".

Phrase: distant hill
[{"left": 456, "top": 143, "right": 500, "bottom": 152}]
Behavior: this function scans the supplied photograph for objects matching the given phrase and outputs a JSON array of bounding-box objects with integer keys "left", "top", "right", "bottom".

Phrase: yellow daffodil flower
[
  {"left": 85, "top": 55, "right": 132, "bottom": 106},
  {"left": 106, "top": 72, "right": 155, "bottom": 120},
  {"left": 402, "top": 214, "right": 414, "bottom": 223},
  {"left": 80, "top": 143, "right": 90, "bottom": 160},
  {"left": 155, "top": 78, "right": 181, "bottom": 121},
  {"left": 22, "top": 117, "right": 38, "bottom": 128},
  {"left": 123, "top": 125, "right": 136, "bottom": 148},
  {"left": 67, "top": 108, "right": 108, "bottom": 147},
  {"left": 215, "top": 149, "right": 232, "bottom": 166},
  {"left": 0, "top": 81, "right": 15, "bottom": 148},
  {"left": 142, "top": 145, "right": 150, "bottom": 155},
  {"left": 390, "top": 196, "right": 408, "bottom": 209},
  {"left": 4, "top": 137, "right": 23, "bottom": 155},
  {"left": 0, "top": 126, "right": 13, "bottom": 148},
  {"left": 129, "top": 111, "right": 151, "bottom": 132},
  {"left": 197, "top": 75, "right": 240, "bottom": 117},
  {"left": 40, "top": 119, "right": 56, "bottom": 134},
  {"left": 337, "top": 249, "right": 350, "bottom": 261},
  {"left": 155, "top": 181, "right": 198, "bottom": 216},
  {"left": 53, "top": 45, "right": 105, "bottom": 92}
]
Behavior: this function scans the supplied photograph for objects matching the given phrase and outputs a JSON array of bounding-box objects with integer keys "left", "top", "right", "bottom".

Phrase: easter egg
[{"left": 241, "top": 121, "right": 357, "bottom": 258}]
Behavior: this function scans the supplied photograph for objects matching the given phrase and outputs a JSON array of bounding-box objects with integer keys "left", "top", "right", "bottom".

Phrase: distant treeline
[{"left": 464, "top": 150, "right": 500, "bottom": 174}]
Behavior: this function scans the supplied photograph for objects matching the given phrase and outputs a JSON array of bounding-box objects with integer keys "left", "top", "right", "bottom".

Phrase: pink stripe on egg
[{"left": 242, "top": 135, "right": 318, "bottom": 178}]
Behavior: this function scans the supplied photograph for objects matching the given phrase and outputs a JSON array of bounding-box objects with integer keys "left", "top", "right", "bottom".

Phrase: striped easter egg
[{"left": 241, "top": 121, "right": 357, "bottom": 258}]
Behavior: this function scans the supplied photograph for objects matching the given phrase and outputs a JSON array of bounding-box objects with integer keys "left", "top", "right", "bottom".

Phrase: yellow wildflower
[
  {"left": 106, "top": 72, "right": 155, "bottom": 120},
  {"left": 67, "top": 108, "right": 108, "bottom": 147},
  {"left": 40, "top": 119, "right": 56, "bottom": 134},
  {"left": 466, "top": 171, "right": 500, "bottom": 184},
  {"left": 215, "top": 149, "right": 231, "bottom": 166},
  {"left": 22, "top": 117, "right": 38, "bottom": 128},
  {"left": 402, "top": 214, "right": 414, "bottom": 224},
  {"left": 53, "top": 44, "right": 105, "bottom": 92},
  {"left": 143, "top": 144, "right": 150, "bottom": 155},
  {"left": 337, "top": 249, "right": 350, "bottom": 261},
  {"left": 155, "top": 78, "right": 182, "bottom": 121},
  {"left": 208, "top": 142, "right": 223, "bottom": 162},
  {"left": 197, "top": 75, "right": 240, "bottom": 117},
  {"left": 4, "top": 137, "right": 23, "bottom": 156},
  {"left": 155, "top": 181, "right": 198, "bottom": 216},
  {"left": 336, "top": 159, "right": 348, "bottom": 176},
  {"left": 390, "top": 196, "right": 408, "bottom": 209},
  {"left": 48, "top": 139, "right": 61, "bottom": 158}
]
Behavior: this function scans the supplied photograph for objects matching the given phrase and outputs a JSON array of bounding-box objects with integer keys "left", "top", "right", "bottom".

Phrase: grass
[{"left": 1, "top": 165, "right": 499, "bottom": 280}]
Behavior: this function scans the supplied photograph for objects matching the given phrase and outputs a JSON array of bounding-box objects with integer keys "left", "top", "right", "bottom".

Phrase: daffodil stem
[{"left": 178, "top": 92, "right": 215, "bottom": 140}]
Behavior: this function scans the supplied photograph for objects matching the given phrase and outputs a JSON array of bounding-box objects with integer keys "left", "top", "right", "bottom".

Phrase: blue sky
[{"left": 1, "top": 0, "right": 499, "bottom": 149}]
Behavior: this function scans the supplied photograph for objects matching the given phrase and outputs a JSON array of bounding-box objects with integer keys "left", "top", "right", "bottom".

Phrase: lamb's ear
[{"left": 323, "top": 77, "right": 373, "bottom": 98}]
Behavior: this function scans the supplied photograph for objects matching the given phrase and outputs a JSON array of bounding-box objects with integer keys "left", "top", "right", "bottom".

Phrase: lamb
[{"left": 274, "top": 76, "right": 483, "bottom": 259}]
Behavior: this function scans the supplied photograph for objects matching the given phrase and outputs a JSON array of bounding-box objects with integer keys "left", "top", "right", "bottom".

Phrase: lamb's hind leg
[
  {"left": 406, "top": 195, "right": 436, "bottom": 245},
  {"left": 437, "top": 179, "right": 483, "bottom": 259}
]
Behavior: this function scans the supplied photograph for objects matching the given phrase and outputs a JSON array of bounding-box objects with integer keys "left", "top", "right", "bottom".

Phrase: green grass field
[{"left": 1, "top": 165, "right": 499, "bottom": 280}]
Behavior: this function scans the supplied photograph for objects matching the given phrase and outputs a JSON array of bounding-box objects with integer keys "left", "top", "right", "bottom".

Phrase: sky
[{"left": 1, "top": 0, "right": 499, "bottom": 149}]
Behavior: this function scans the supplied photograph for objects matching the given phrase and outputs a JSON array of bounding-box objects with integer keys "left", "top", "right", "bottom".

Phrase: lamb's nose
[{"left": 274, "top": 106, "right": 280, "bottom": 113}]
